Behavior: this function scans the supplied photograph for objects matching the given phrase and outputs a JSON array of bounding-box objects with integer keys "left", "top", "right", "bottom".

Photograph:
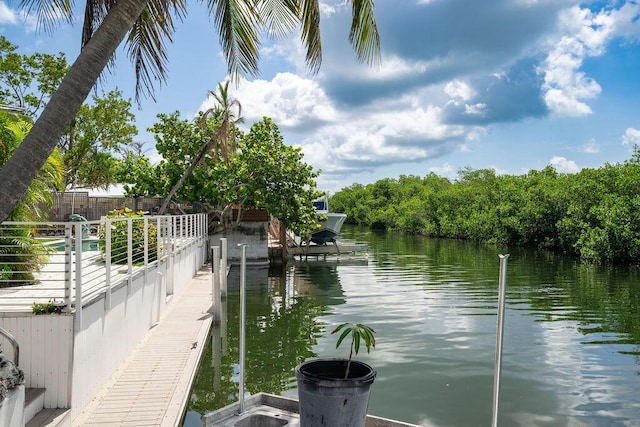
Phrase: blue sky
[{"left": 2, "top": 0, "right": 640, "bottom": 194}]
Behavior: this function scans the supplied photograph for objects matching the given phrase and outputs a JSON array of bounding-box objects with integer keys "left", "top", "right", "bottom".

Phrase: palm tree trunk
[
  {"left": 158, "top": 139, "right": 213, "bottom": 215},
  {"left": 0, "top": 1, "right": 149, "bottom": 223}
]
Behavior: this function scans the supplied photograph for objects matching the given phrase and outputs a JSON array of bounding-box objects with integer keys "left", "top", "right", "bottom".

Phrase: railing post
[
  {"left": 238, "top": 243, "right": 247, "bottom": 415},
  {"left": 156, "top": 216, "right": 162, "bottom": 262},
  {"left": 220, "top": 237, "right": 227, "bottom": 297},
  {"left": 144, "top": 216, "right": 149, "bottom": 267},
  {"left": 173, "top": 215, "right": 177, "bottom": 249},
  {"left": 168, "top": 215, "right": 176, "bottom": 295},
  {"left": 212, "top": 246, "right": 220, "bottom": 320},
  {"left": 74, "top": 222, "right": 83, "bottom": 331},
  {"left": 64, "top": 223, "right": 72, "bottom": 308},
  {"left": 127, "top": 218, "right": 133, "bottom": 291},
  {"left": 105, "top": 218, "right": 112, "bottom": 310}
]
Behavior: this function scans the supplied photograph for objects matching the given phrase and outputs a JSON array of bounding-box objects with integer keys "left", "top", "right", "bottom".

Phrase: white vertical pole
[
  {"left": 238, "top": 244, "right": 247, "bottom": 414},
  {"left": 64, "top": 223, "right": 72, "bottom": 308},
  {"left": 127, "top": 218, "right": 133, "bottom": 292},
  {"left": 220, "top": 237, "right": 228, "bottom": 297},
  {"left": 144, "top": 217, "right": 149, "bottom": 266},
  {"left": 74, "top": 222, "right": 83, "bottom": 331},
  {"left": 105, "top": 218, "right": 112, "bottom": 310},
  {"left": 492, "top": 254, "right": 510, "bottom": 427},
  {"left": 212, "top": 246, "right": 220, "bottom": 320}
]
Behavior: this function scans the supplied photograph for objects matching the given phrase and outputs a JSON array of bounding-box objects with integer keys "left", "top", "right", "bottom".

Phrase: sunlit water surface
[{"left": 183, "top": 226, "right": 640, "bottom": 427}]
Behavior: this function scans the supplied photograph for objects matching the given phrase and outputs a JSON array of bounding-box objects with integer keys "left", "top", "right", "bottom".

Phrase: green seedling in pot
[{"left": 332, "top": 322, "right": 376, "bottom": 379}]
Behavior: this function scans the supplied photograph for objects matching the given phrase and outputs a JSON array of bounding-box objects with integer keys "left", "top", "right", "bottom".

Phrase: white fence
[
  {"left": 0, "top": 214, "right": 209, "bottom": 417},
  {"left": 0, "top": 214, "right": 207, "bottom": 311}
]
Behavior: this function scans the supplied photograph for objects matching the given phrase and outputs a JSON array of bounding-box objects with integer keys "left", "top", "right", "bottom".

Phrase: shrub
[{"left": 98, "top": 208, "right": 158, "bottom": 264}]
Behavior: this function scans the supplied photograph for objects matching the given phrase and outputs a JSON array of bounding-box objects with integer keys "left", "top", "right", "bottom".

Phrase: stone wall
[{"left": 210, "top": 220, "right": 269, "bottom": 264}]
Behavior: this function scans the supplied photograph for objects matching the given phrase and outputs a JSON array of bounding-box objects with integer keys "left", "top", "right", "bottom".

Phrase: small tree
[
  {"left": 60, "top": 89, "right": 138, "bottom": 190},
  {"left": 0, "top": 36, "right": 68, "bottom": 119},
  {"left": 332, "top": 323, "right": 376, "bottom": 379},
  {"left": 128, "top": 114, "right": 322, "bottom": 237}
]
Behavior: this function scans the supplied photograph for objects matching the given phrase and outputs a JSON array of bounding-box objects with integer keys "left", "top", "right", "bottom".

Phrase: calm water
[
  {"left": 47, "top": 238, "right": 99, "bottom": 252},
  {"left": 183, "top": 226, "right": 640, "bottom": 427}
]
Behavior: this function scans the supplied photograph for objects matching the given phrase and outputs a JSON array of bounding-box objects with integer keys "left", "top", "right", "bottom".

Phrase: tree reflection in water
[{"left": 186, "top": 262, "right": 346, "bottom": 418}]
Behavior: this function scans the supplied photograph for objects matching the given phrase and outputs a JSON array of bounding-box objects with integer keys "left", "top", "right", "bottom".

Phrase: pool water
[{"left": 47, "top": 238, "right": 100, "bottom": 252}]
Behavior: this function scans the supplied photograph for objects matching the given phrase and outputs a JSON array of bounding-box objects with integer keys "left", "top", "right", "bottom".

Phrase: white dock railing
[
  {"left": 0, "top": 214, "right": 208, "bottom": 312},
  {"left": 0, "top": 213, "right": 209, "bottom": 413}
]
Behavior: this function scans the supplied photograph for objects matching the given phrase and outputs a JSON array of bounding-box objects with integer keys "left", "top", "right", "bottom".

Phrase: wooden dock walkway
[{"left": 71, "top": 265, "right": 214, "bottom": 427}]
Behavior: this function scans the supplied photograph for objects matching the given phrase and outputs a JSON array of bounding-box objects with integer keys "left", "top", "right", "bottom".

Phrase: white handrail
[{"left": 0, "top": 326, "right": 19, "bottom": 366}]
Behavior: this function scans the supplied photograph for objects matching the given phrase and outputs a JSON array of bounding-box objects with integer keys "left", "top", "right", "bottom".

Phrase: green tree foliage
[
  {"left": 0, "top": 37, "right": 137, "bottom": 191},
  {"left": 158, "top": 81, "right": 243, "bottom": 214},
  {"left": 331, "top": 150, "right": 640, "bottom": 264},
  {"left": 117, "top": 147, "right": 159, "bottom": 198},
  {"left": 0, "top": 112, "right": 63, "bottom": 285},
  {"left": 230, "top": 117, "right": 322, "bottom": 237},
  {"left": 0, "top": 36, "right": 68, "bottom": 118},
  {"left": 0, "top": 112, "right": 63, "bottom": 220},
  {"left": 0, "top": 1, "right": 380, "bottom": 224},
  {"left": 60, "top": 89, "right": 138, "bottom": 189},
  {"left": 97, "top": 208, "right": 158, "bottom": 265},
  {"left": 126, "top": 114, "right": 322, "bottom": 237}
]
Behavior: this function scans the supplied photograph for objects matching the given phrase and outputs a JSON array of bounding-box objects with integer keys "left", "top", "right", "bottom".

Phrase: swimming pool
[{"left": 46, "top": 238, "right": 100, "bottom": 252}]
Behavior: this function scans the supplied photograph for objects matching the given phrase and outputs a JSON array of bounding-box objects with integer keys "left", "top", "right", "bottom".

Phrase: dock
[
  {"left": 287, "top": 242, "right": 369, "bottom": 257},
  {"left": 70, "top": 266, "right": 214, "bottom": 427}
]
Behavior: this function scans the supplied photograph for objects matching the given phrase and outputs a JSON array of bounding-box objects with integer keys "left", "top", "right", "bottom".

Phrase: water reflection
[
  {"left": 184, "top": 227, "right": 640, "bottom": 427},
  {"left": 185, "top": 263, "right": 347, "bottom": 422}
]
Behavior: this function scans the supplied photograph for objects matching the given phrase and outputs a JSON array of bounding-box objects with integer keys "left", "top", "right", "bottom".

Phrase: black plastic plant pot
[{"left": 295, "top": 358, "right": 376, "bottom": 427}]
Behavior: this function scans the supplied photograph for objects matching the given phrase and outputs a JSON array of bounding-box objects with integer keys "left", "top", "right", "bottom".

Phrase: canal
[{"left": 183, "top": 225, "right": 640, "bottom": 426}]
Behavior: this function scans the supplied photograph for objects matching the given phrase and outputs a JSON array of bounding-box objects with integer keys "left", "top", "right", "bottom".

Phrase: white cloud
[
  {"left": 580, "top": 139, "right": 599, "bottom": 154},
  {"left": 464, "top": 103, "right": 486, "bottom": 116},
  {"left": 196, "top": 1, "right": 640, "bottom": 185},
  {"left": 543, "top": 88, "right": 594, "bottom": 117},
  {"left": 201, "top": 73, "right": 337, "bottom": 129},
  {"left": 444, "top": 80, "right": 475, "bottom": 101},
  {"left": 550, "top": 156, "right": 580, "bottom": 173},
  {"left": 0, "top": 2, "right": 16, "bottom": 25},
  {"left": 622, "top": 128, "right": 640, "bottom": 145},
  {"left": 201, "top": 71, "right": 479, "bottom": 179},
  {"left": 319, "top": 2, "right": 337, "bottom": 18},
  {"left": 538, "top": 4, "right": 640, "bottom": 117},
  {"left": 429, "top": 163, "right": 454, "bottom": 177}
]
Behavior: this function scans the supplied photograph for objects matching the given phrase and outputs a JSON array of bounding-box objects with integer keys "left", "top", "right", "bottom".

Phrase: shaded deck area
[{"left": 70, "top": 266, "right": 214, "bottom": 427}]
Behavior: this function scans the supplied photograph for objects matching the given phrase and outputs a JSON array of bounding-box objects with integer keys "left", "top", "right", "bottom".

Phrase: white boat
[{"left": 310, "top": 197, "right": 347, "bottom": 245}]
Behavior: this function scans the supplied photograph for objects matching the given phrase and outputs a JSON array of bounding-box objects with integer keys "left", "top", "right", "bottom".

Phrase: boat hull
[{"left": 310, "top": 213, "right": 347, "bottom": 244}]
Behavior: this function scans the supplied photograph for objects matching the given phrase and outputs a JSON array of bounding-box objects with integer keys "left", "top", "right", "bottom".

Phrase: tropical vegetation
[
  {"left": 122, "top": 109, "right": 322, "bottom": 238},
  {"left": 97, "top": 208, "right": 158, "bottom": 265},
  {"left": 0, "top": 112, "right": 62, "bottom": 285},
  {"left": 332, "top": 322, "right": 376, "bottom": 379},
  {"left": 0, "top": 36, "right": 139, "bottom": 191},
  {"left": 330, "top": 149, "right": 640, "bottom": 264},
  {"left": 0, "top": 1, "right": 380, "bottom": 224}
]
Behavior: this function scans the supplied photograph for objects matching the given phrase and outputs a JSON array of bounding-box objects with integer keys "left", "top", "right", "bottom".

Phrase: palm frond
[
  {"left": 299, "top": 0, "right": 321, "bottom": 73},
  {"left": 258, "top": 0, "right": 298, "bottom": 39},
  {"left": 126, "top": 0, "right": 187, "bottom": 103},
  {"left": 208, "top": 0, "right": 261, "bottom": 81},
  {"left": 19, "top": 0, "right": 73, "bottom": 33},
  {"left": 349, "top": 0, "right": 381, "bottom": 68}
]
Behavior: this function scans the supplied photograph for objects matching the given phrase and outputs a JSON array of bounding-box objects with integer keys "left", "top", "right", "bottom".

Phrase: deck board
[{"left": 71, "top": 266, "right": 214, "bottom": 427}]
